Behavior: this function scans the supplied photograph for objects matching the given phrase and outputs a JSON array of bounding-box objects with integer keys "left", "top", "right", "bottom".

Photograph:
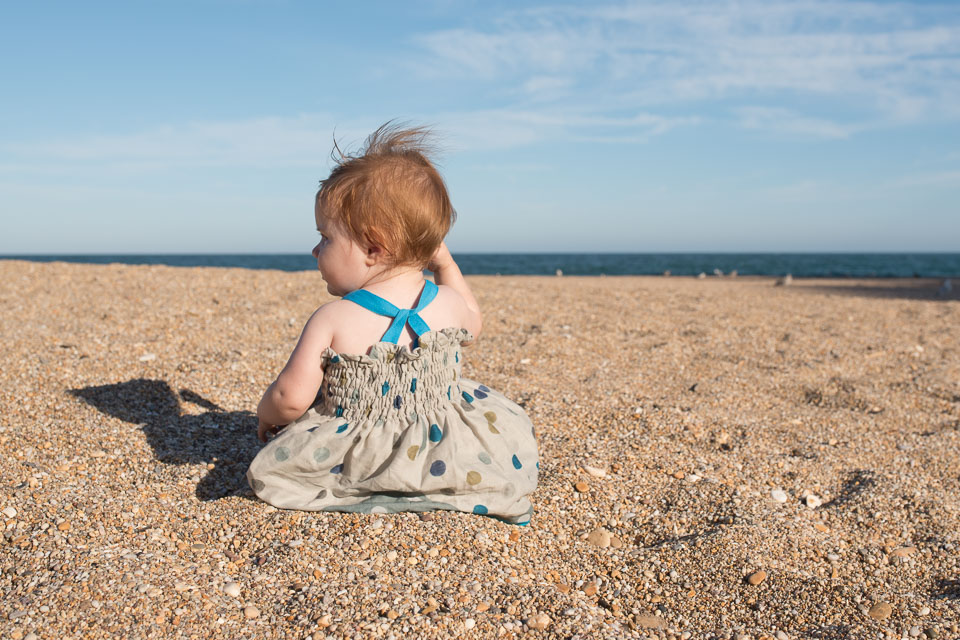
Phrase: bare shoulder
[
  {"left": 431, "top": 284, "right": 474, "bottom": 324},
  {"left": 433, "top": 283, "right": 468, "bottom": 311},
  {"left": 312, "top": 298, "right": 357, "bottom": 321},
  {"left": 432, "top": 283, "right": 482, "bottom": 342}
]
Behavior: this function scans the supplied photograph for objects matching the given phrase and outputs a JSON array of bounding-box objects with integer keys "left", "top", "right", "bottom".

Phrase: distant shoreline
[{"left": 2, "top": 252, "right": 958, "bottom": 278}]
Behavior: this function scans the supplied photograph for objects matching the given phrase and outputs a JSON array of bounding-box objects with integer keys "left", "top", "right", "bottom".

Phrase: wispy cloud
[
  {"left": 414, "top": 1, "right": 960, "bottom": 134},
  {"left": 0, "top": 107, "right": 698, "bottom": 169},
  {"left": 891, "top": 169, "right": 960, "bottom": 188},
  {"left": 735, "top": 107, "right": 856, "bottom": 139},
  {"left": 3, "top": 114, "right": 350, "bottom": 168}
]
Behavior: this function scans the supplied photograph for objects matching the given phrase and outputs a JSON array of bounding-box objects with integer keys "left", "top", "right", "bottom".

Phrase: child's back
[
  {"left": 248, "top": 280, "right": 538, "bottom": 524},
  {"left": 247, "top": 123, "right": 538, "bottom": 524},
  {"left": 325, "top": 280, "right": 473, "bottom": 355}
]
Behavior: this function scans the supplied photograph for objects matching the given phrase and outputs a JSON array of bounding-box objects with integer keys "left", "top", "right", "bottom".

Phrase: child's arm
[
  {"left": 256, "top": 304, "right": 334, "bottom": 442},
  {"left": 429, "top": 242, "right": 483, "bottom": 342}
]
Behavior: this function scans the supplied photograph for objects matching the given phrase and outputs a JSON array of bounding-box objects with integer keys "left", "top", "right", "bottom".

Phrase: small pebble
[
  {"left": 583, "top": 465, "right": 606, "bottom": 478},
  {"left": 919, "top": 607, "right": 930, "bottom": 616},
  {"left": 586, "top": 527, "right": 612, "bottom": 548},
  {"left": 223, "top": 582, "right": 241, "bottom": 598},
  {"left": 526, "top": 613, "right": 551, "bottom": 630},
  {"left": 747, "top": 571, "right": 767, "bottom": 586},
  {"left": 574, "top": 481, "right": 589, "bottom": 492},
  {"left": 244, "top": 605, "right": 260, "bottom": 620},
  {"left": 464, "top": 618, "right": 475, "bottom": 630},
  {"left": 2, "top": 506, "right": 16, "bottom": 519},
  {"left": 771, "top": 489, "right": 788, "bottom": 503},
  {"left": 635, "top": 614, "right": 664, "bottom": 629},
  {"left": 868, "top": 602, "right": 892, "bottom": 620},
  {"left": 805, "top": 495, "right": 822, "bottom": 508}
]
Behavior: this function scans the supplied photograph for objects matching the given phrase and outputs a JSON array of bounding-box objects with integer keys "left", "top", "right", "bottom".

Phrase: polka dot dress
[{"left": 246, "top": 327, "right": 538, "bottom": 525}]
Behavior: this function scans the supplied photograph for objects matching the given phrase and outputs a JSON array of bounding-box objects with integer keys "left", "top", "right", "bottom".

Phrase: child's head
[{"left": 316, "top": 123, "right": 456, "bottom": 270}]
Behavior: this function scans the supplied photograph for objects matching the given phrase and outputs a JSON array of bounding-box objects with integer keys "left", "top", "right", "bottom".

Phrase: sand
[{"left": 0, "top": 260, "right": 958, "bottom": 640}]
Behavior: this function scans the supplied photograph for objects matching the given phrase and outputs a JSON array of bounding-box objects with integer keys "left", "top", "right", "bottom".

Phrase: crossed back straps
[{"left": 342, "top": 280, "right": 438, "bottom": 344}]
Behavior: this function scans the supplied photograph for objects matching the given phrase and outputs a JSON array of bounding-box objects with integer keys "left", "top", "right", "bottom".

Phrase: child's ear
[{"left": 363, "top": 231, "right": 386, "bottom": 265}]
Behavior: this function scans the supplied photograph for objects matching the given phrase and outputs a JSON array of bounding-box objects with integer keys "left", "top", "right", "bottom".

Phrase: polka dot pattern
[{"left": 246, "top": 328, "right": 539, "bottom": 525}]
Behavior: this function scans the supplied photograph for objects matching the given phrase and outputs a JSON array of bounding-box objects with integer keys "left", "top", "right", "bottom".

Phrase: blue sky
[{"left": 1, "top": 0, "right": 958, "bottom": 253}]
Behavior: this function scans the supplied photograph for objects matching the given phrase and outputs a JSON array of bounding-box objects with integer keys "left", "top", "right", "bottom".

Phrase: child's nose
[{"left": 311, "top": 244, "right": 321, "bottom": 258}]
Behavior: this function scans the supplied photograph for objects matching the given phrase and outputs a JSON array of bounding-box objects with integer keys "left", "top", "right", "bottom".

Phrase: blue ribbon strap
[{"left": 343, "top": 280, "right": 437, "bottom": 344}]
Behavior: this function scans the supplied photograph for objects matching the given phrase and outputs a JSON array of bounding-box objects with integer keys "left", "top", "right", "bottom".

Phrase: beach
[{"left": 1, "top": 261, "right": 958, "bottom": 639}]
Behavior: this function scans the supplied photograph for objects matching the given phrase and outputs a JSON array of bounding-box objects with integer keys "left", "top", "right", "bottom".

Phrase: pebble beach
[{"left": 1, "top": 260, "right": 958, "bottom": 640}]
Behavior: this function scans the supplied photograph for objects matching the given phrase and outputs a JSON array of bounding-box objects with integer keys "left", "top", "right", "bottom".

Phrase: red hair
[{"left": 317, "top": 123, "right": 456, "bottom": 268}]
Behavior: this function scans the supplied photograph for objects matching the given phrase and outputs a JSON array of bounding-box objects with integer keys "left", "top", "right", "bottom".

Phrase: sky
[{"left": 1, "top": 0, "right": 959, "bottom": 254}]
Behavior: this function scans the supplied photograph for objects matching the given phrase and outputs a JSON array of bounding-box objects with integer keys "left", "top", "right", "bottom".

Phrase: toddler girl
[{"left": 246, "top": 124, "right": 538, "bottom": 525}]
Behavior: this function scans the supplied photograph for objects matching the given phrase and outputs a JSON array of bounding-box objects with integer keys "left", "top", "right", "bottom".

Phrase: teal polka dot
[
  {"left": 381, "top": 381, "right": 390, "bottom": 396},
  {"left": 330, "top": 355, "right": 340, "bottom": 364},
  {"left": 410, "top": 378, "right": 417, "bottom": 393},
  {"left": 512, "top": 455, "right": 522, "bottom": 469},
  {"left": 461, "top": 391, "right": 474, "bottom": 403},
  {"left": 274, "top": 447, "right": 290, "bottom": 462},
  {"left": 478, "top": 452, "right": 492, "bottom": 465},
  {"left": 336, "top": 422, "right": 348, "bottom": 434},
  {"left": 473, "top": 505, "right": 488, "bottom": 515},
  {"left": 313, "top": 447, "right": 330, "bottom": 463},
  {"left": 429, "top": 424, "right": 442, "bottom": 442}
]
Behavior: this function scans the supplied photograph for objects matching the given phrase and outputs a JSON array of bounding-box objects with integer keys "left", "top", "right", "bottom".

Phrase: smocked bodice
[{"left": 318, "top": 327, "right": 473, "bottom": 423}]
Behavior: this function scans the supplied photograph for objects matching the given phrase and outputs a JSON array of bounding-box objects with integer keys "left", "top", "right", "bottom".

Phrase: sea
[{"left": 3, "top": 253, "right": 959, "bottom": 278}]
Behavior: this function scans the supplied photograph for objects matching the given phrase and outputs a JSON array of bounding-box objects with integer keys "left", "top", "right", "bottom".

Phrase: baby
[{"left": 247, "top": 124, "right": 538, "bottom": 525}]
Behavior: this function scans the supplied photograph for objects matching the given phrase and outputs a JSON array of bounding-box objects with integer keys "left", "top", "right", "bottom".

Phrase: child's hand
[
  {"left": 258, "top": 418, "right": 285, "bottom": 443},
  {"left": 427, "top": 242, "right": 454, "bottom": 273}
]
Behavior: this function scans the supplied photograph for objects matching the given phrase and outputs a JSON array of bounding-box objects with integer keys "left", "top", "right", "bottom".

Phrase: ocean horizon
[{"left": 3, "top": 252, "right": 959, "bottom": 278}]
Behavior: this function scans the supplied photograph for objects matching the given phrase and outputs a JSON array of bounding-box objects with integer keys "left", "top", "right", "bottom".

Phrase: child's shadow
[{"left": 70, "top": 379, "right": 260, "bottom": 501}]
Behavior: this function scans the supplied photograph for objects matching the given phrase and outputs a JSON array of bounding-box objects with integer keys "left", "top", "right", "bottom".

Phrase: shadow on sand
[
  {"left": 70, "top": 379, "right": 261, "bottom": 501},
  {"left": 793, "top": 278, "right": 958, "bottom": 302}
]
